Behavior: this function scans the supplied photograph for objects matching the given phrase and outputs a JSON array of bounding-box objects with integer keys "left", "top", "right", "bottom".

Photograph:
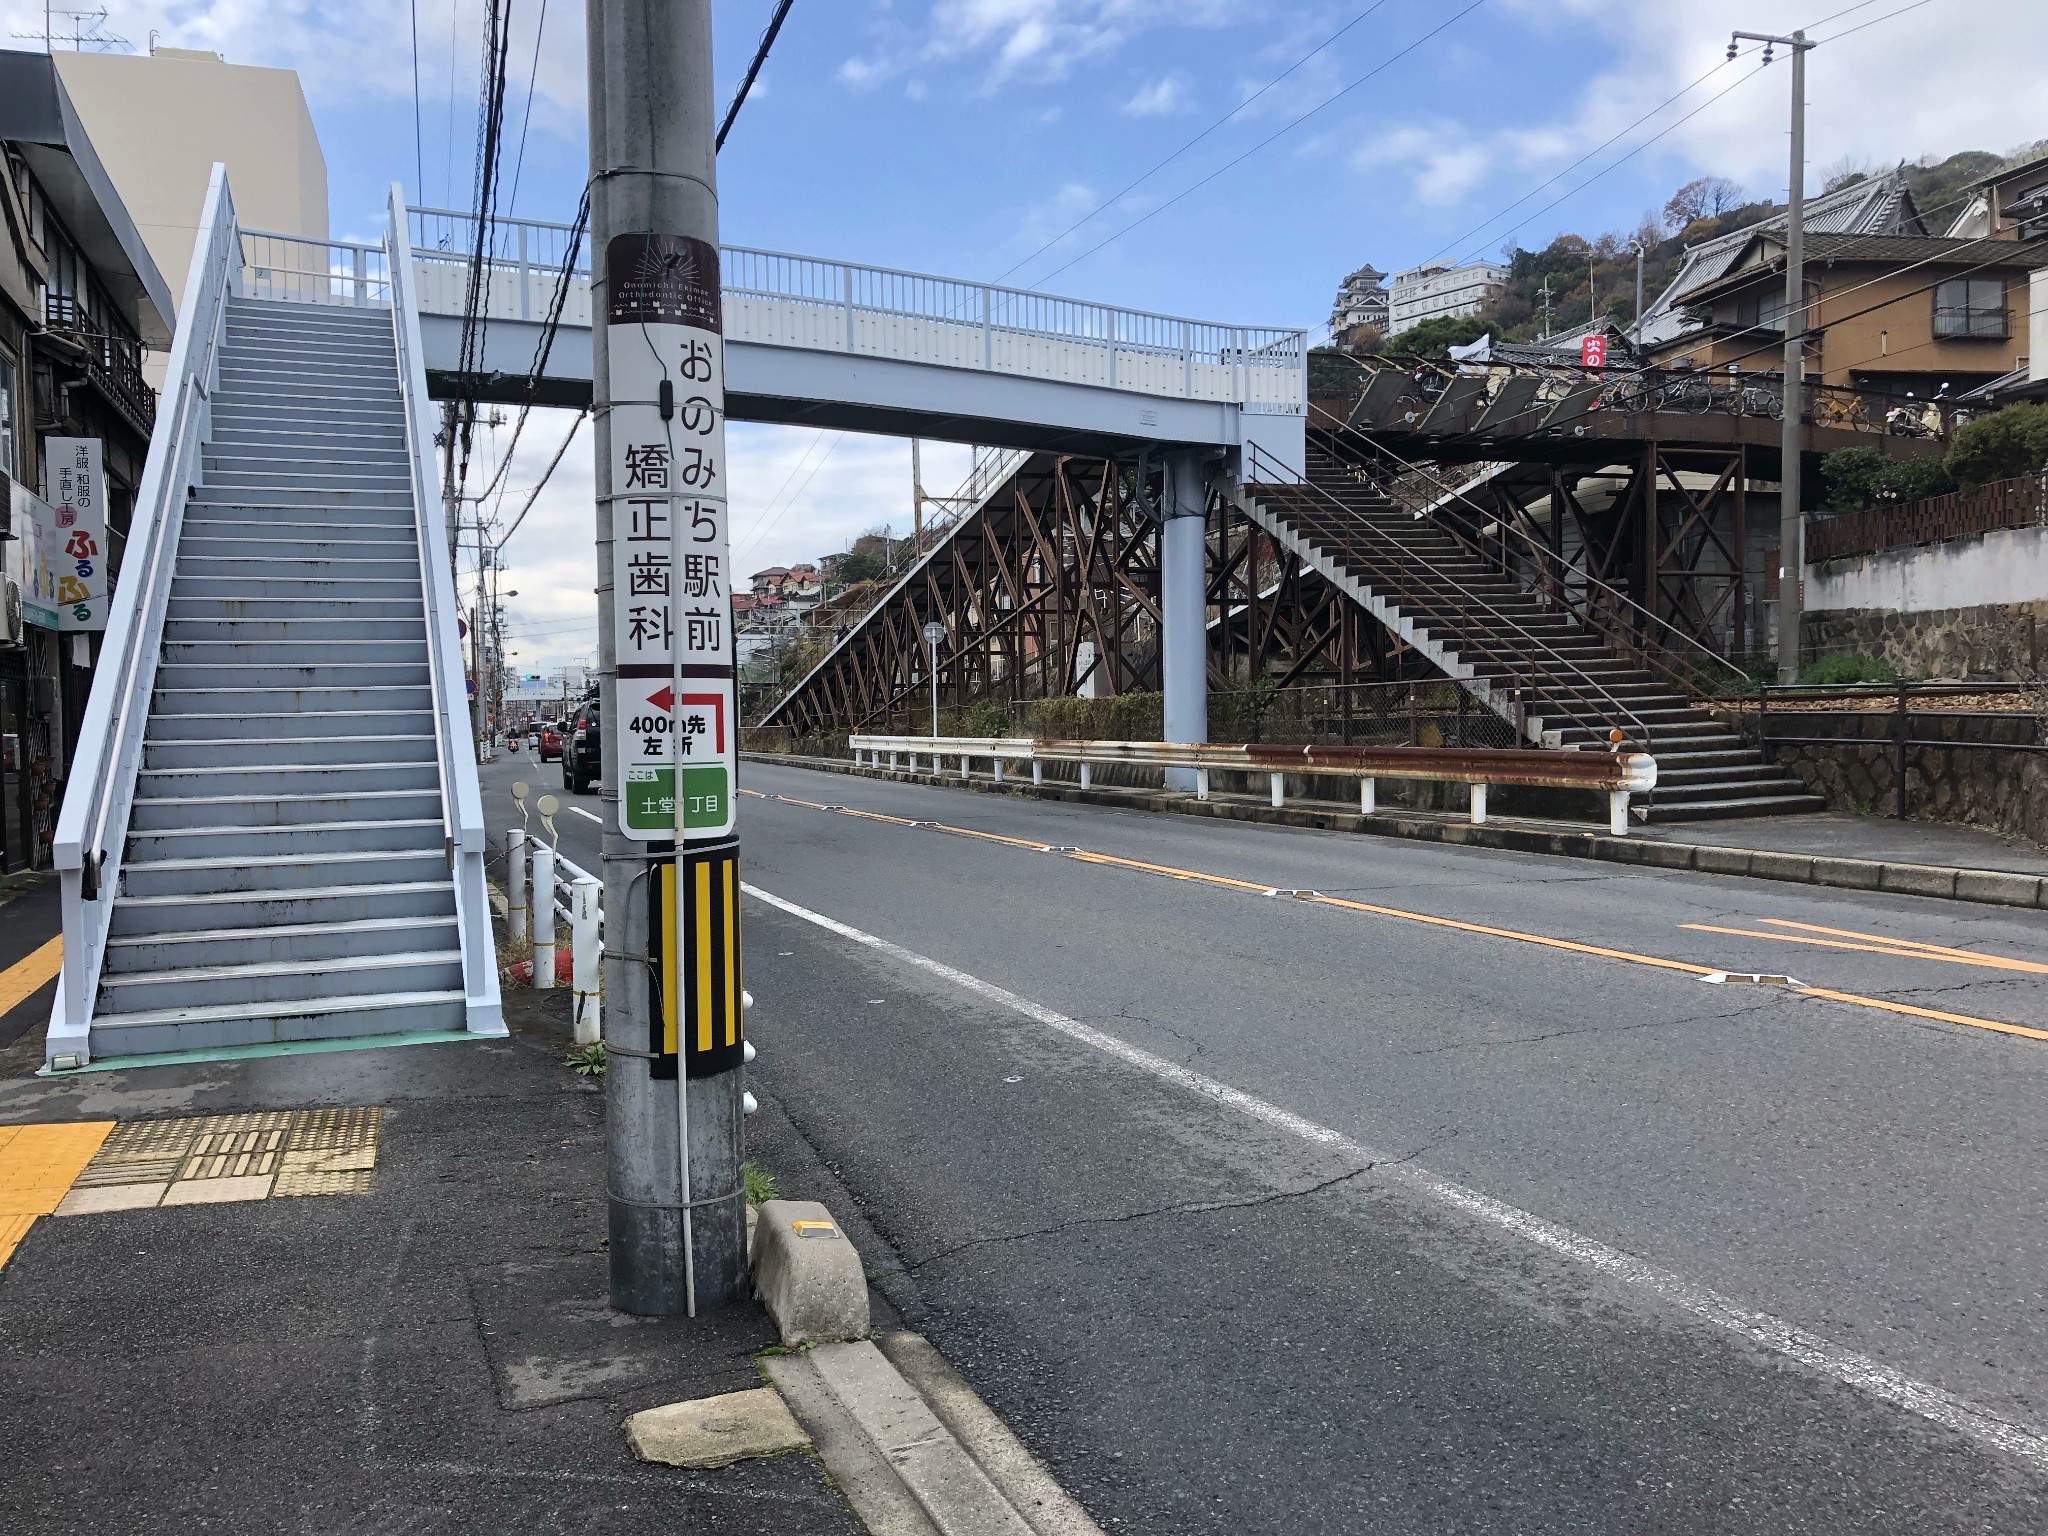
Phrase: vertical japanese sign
[
  {"left": 606, "top": 233, "right": 735, "bottom": 842},
  {"left": 7, "top": 476, "right": 58, "bottom": 629},
  {"left": 43, "top": 437, "right": 107, "bottom": 632},
  {"left": 1580, "top": 333, "right": 1607, "bottom": 372}
]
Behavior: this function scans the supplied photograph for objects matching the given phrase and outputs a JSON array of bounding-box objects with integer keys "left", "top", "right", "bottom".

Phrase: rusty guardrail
[{"left": 848, "top": 734, "right": 1657, "bottom": 836}]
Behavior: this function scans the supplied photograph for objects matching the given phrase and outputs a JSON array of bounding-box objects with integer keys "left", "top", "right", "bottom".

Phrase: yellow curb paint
[
  {"left": 0, "top": 937, "right": 63, "bottom": 1016},
  {"left": 746, "top": 783, "right": 2046, "bottom": 1046},
  {"left": 0, "top": 1120, "right": 117, "bottom": 1268}
]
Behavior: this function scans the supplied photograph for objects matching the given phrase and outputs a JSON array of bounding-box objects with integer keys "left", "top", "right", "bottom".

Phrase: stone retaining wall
[{"left": 1801, "top": 600, "right": 2048, "bottom": 681}]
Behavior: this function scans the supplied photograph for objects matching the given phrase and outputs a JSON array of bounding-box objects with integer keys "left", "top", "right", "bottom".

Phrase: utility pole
[
  {"left": 1626, "top": 238, "right": 1646, "bottom": 338},
  {"left": 591, "top": 0, "right": 747, "bottom": 1317},
  {"left": 910, "top": 437, "right": 925, "bottom": 543},
  {"left": 1733, "top": 26, "right": 1816, "bottom": 682},
  {"left": 1538, "top": 274, "right": 1553, "bottom": 340}
]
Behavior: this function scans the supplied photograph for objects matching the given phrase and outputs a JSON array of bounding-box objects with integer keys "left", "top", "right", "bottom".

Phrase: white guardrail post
[
  {"left": 571, "top": 876, "right": 602, "bottom": 1045},
  {"left": 843, "top": 735, "right": 1656, "bottom": 837},
  {"left": 531, "top": 844, "right": 557, "bottom": 991},
  {"left": 507, "top": 828, "right": 529, "bottom": 945}
]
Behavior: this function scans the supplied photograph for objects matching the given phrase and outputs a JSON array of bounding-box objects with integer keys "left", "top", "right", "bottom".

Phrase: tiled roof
[{"left": 1682, "top": 233, "right": 2048, "bottom": 300}]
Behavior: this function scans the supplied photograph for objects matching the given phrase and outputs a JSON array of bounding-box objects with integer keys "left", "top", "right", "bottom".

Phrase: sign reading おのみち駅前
[{"left": 605, "top": 233, "right": 735, "bottom": 843}]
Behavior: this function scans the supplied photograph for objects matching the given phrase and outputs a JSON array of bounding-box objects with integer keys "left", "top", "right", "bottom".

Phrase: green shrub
[
  {"left": 1945, "top": 401, "right": 2048, "bottom": 491},
  {"left": 1800, "top": 652, "right": 1897, "bottom": 685},
  {"left": 1819, "top": 446, "right": 1954, "bottom": 512}
]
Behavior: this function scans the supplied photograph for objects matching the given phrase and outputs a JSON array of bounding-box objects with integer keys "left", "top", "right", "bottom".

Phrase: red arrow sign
[{"left": 648, "top": 685, "right": 674, "bottom": 710}]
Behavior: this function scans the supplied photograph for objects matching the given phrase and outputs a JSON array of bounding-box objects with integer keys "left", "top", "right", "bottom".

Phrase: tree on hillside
[
  {"left": 1385, "top": 316, "right": 1498, "bottom": 359},
  {"left": 1663, "top": 175, "right": 1745, "bottom": 231}
]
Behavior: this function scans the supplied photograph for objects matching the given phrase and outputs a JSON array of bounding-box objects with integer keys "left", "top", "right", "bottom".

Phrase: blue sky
[{"left": 12, "top": 0, "right": 2043, "bottom": 674}]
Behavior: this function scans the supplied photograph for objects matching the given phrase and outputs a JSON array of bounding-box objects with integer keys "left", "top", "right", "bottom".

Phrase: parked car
[
  {"left": 562, "top": 697, "right": 601, "bottom": 793},
  {"left": 538, "top": 722, "right": 564, "bottom": 761}
]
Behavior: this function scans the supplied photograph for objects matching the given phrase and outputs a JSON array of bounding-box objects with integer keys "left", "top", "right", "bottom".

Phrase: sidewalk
[
  {"left": 746, "top": 752, "right": 2048, "bottom": 910},
  {"left": 0, "top": 955, "right": 867, "bottom": 1532}
]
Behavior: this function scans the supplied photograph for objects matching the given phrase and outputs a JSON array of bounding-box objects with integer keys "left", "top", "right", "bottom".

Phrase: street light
[
  {"left": 1732, "top": 25, "right": 1817, "bottom": 682},
  {"left": 922, "top": 620, "right": 946, "bottom": 740}
]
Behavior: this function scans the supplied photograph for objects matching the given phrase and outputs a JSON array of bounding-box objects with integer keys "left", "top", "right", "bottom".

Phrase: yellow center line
[
  {"left": 0, "top": 937, "right": 63, "bottom": 1016},
  {"left": 1683, "top": 923, "right": 2048, "bottom": 975},
  {"left": 1755, "top": 917, "right": 2048, "bottom": 973},
  {"left": 745, "top": 782, "right": 2043, "bottom": 1044}
]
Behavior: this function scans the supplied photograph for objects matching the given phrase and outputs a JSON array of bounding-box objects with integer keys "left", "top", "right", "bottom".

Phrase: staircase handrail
[
  {"left": 1333, "top": 430, "right": 1756, "bottom": 701},
  {"left": 758, "top": 446, "right": 1032, "bottom": 727},
  {"left": 387, "top": 181, "right": 504, "bottom": 1032},
  {"left": 1242, "top": 443, "right": 1653, "bottom": 753},
  {"left": 48, "top": 164, "right": 239, "bottom": 1065}
]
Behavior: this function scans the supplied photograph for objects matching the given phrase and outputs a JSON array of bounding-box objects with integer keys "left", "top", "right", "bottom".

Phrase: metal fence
[
  {"left": 1807, "top": 474, "right": 2048, "bottom": 563},
  {"left": 240, "top": 228, "right": 391, "bottom": 307}
]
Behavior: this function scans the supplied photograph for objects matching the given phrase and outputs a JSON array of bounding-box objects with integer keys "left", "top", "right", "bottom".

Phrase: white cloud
[
  {"left": 1351, "top": 123, "right": 1495, "bottom": 208},
  {"left": 1120, "top": 70, "right": 1193, "bottom": 118}
]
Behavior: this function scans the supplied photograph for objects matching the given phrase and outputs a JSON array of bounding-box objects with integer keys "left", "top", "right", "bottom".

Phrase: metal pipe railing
[
  {"left": 46, "top": 164, "right": 241, "bottom": 1068},
  {"left": 1241, "top": 443, "right": 1654, "bottom": 754}
]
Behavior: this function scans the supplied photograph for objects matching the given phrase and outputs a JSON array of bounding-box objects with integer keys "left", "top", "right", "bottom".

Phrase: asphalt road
[{"left": 481, "top": 753, "right": 2048, "bottom": 1532}]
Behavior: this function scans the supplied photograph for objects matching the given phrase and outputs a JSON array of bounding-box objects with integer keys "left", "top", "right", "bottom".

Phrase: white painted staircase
[{"left": 47, "top": 171, "right": 501, "bottom": 1065}]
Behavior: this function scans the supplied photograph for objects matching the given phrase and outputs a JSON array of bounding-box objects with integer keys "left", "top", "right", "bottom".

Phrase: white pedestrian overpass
[{"left": 248, "top": 206, "right": 1307, "bottom": 467}]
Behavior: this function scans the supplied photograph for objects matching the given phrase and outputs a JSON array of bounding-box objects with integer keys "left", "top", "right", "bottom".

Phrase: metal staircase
[
  {"left": 1234, "top": 444, "right": 1822, "bottom": 823},
  {"left": 46, "top": 170, "right": 502, "bottom": 1066}
]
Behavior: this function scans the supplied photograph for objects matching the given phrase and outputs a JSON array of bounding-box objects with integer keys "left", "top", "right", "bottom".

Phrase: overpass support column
[{"left": 1160, "top": 453, "right": 1209, "bottom": 792}]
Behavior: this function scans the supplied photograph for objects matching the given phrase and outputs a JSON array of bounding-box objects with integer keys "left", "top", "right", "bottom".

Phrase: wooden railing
[{"left": 1808, "top": 474, "right": 2048, "bottom": 563}]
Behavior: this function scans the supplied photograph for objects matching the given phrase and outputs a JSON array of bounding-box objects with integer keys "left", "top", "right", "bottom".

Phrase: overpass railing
[
  {"left": 848, "top": 734, "right": 1657, "bottom": 837},
  {"left": 47, "top": 166, "right": 239, "bottom": 1066},
  {"left": 241, "top": 227, "right": 391, "bottom": 307},
  {"left": 404, "top": 203, "right": 1306, "bottom": 412}
]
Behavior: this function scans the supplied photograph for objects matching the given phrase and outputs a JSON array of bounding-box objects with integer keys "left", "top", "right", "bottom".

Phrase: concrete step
[
  {"left": 161, "top": 634, "right": 429, "bottom": 661},
  {"left": 1648, "top": 777, "right": 1814, "bottom": 806},
  {"left": 127, "top": 787, "right": 444, "bottom": 831},
  {"left": 209, "top": 426, "right": 409, "bottom": 455},
  {"left": 109, "top": 877, "right": 455, "bottom": 936},
  {"left": 86, "top": 988, "right": 468, "bottom": 1056},
  {"left": 190, "top": 484, "right": 413, "bottom": 510},
  {"left": 184, "top": 500, "right": 417, "bottom": 527},
  {"left": 179, "top": 536, "right": 420, "bottom": 562},
  {"left": 202, "top": 468, "right": 414, "bottom": 494},
  {"left": 148, "top": 709, "right": 437, "bottom": 742},
  {"left": 97, "top": 947, "right": 464, "bottom": 1014},
  {"left": 153, "top": 685, "right": 436, "bottom": 715},
  {"left": 210, "top": 399, "right": 405, "bottom": 427},
  {"left": 119, "top": 844, "right": 449, "bottom": 898},
  {"left": 103, "top": 913, "right": 461, "bottom": 973},
  {"left": 141, "top": 733, "right": 438, "bottom": 770},
  {"left": 172, "top": 574, "right": 425, "bottom": 602},
  {"left": 155, "top": 661, "right": 433, "bottom": 690},
  {"left": 166, "top": 595, "right": 426, "bottom": 620},
  {"left": 181, "top": 517, "right": 418, "bottom": 545}
]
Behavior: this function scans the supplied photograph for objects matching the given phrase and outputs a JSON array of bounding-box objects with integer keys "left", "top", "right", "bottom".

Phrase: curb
[{"left": 741, "top": 753, "right": 2048, "bottom": 913}]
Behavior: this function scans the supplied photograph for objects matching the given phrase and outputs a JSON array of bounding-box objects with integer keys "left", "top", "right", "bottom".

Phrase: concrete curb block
[
  {"left": 743, "top": 752, "right": 2048, "bottom": 912},
  {"left": 750, "top": 1198, "right": 870, "bottom": 1347}
]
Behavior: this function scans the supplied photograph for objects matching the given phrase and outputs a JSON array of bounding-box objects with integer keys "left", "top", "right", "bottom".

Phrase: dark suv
[{"left": 562, "top": 695, "right": 602, "bottom": 794}]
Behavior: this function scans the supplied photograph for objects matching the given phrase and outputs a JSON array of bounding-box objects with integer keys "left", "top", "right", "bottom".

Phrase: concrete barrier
[{"left": 751, "top": 1198, "right": 869, "bottom": 1346}]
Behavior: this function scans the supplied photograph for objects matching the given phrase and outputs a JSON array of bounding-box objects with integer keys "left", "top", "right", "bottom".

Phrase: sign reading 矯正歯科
[{"left": 605, "top": 232, "right": 735, "bottom": 843}]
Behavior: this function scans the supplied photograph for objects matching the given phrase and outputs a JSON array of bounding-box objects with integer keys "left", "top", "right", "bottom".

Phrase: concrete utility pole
[
  {"left": 1159, "top": 454, "right": 1208, "bottom": 791},
  {"left": 1733, "top": 26, "right": 1816, "bottom": 682},
  {"left": 1626, "top": 238, "right": 1646, "bottom": 336},
  {"left": 591, "top": 0, "right": 747, "bottom": 1316}
]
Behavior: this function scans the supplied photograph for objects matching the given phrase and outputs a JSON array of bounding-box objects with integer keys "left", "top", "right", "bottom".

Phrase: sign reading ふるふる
[
  {"left": 605, "top": 233, "right": 735, "bottom": 843},
  {"left": 9, "top": 437, "right": 108, "bottom": 632}
]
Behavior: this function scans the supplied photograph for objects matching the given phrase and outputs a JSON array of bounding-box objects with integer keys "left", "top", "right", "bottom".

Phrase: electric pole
[
  {"left": 591, "top": 0, "right": 747, "bottom": 1316},
  {"left": 1734, "top": 26, "right": 1816, "bottom": 682}
]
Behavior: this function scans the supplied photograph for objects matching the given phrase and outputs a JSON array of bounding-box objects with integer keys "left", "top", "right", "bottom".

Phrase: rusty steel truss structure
[{"left": 762, "top": 453, "right": 1425, "bottom": 736}]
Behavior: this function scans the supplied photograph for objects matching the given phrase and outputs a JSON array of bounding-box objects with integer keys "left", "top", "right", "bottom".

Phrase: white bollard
[
  {"left": 1079, "top": 762, "right": 1092, "bottom": 790},
  {"left": 960, "top": 755, "right": 971, "bottom": 779},
  {"left": 1610, "top": 789, "right": 1630, "bottom": 837},
  {"left": 1032, "top": 761, "right": 1043, "bottom": 787},
  {"left": 1270, "top": 772, "right": 1285, "bottom": 808},
  {"left": 993, "top": 759, "right": 1005, "bottom": 784},
  {"left": 506, "top": 828, "right": 529, "bottom": 945},
  {"left": 1470, "top": 782, "right": 1488, "bottom": 825},
  {"left": 1196, "top": 768, "right": 1210, "bottom": 801},
  {"left": 1360, "top": 778, "right": 1375, "bottom": 815},
  {"left": 890, "top": 750, "right": 899, "bottom": 771},
  {"left": 570, "top": 875, "right": 601, "bottom": 1044},
  {"left": 531, "top": 844, "right": 556, "bottom": 990}
]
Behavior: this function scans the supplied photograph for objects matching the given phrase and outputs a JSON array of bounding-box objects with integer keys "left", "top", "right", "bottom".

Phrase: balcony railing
[{"left": 43, "top": 293, "right": 155, "bottom": 435}]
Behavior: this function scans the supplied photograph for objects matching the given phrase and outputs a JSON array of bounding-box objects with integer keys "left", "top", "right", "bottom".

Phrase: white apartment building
[{"left": 1387, "top": 260, "right": 1508, "bottom": 335}]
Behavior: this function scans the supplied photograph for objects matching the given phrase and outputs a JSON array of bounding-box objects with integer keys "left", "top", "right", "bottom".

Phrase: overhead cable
[{"left": 717, "top": 0, "right": 795, "bottom": 151}]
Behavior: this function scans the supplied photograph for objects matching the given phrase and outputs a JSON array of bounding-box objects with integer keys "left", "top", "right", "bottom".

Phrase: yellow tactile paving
[
  {"left": 0, "top": 1120, "right": 117, "bottom": 1267},
  {"left": 48, "top": 1107, "right": 385, "bottom": 1217},
  {"left": 0, "top": 937, "right": 63, "bottom": 1017}
]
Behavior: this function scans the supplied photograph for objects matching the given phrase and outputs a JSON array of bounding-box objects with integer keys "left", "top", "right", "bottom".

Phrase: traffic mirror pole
[{"left": 592, "top": 0, "right": 747, "bottom": 1317}]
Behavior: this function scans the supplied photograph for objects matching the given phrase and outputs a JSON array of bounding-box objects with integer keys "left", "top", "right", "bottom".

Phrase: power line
[
  {"left": 717, "top": 0, "right": 794, "bottom": 151},
  {"left": 504, "top": 0, "right": 550, "bottom": 219},
  {"left": 409, "top": 0, "right": 424, "bottom": 196},
  {"left": 493, "top": 409, "right": 588, "bottom": 549},
  {"left": 1028, "top": 0, "right": 1488, "bottom": 291},
  {"left": 999, "top": 1, "right": 1392, "bottom": 288}
]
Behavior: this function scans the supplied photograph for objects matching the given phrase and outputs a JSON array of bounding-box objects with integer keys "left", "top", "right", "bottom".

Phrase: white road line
[
  {"left": 568, "top": 806, "right": 603, "bottom": 824},
  {"left": 743, "top": 879, "right": 2048, "bottom": 1474}
]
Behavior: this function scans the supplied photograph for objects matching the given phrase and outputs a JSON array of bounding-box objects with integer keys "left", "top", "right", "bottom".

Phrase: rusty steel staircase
[{"left": 1232, "top": 443, "right": 1821, "bottom": 823}]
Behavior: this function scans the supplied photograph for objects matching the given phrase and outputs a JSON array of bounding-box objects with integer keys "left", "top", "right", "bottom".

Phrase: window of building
[
  {"left": 0, "top": 351, "right": 16, "bottom": 480},
  {"left": 1738, "top": 288, "right": 1788, "bottom": 333},
  {"left": 1933, "top": 276, "right": 2007, "bottom": 339}
]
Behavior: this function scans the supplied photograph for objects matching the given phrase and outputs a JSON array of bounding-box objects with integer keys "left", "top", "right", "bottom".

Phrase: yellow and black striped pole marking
[{"left": 650, "top": 844, "right": 744, "bottom": 1078}]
